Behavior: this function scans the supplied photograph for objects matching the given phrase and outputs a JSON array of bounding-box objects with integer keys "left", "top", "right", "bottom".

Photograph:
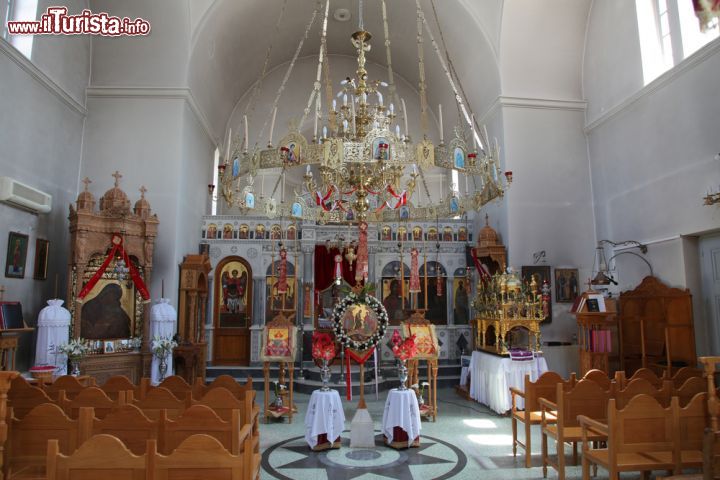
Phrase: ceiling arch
[{"left": 188, "top": 0, "right": 501, "bottom": 144}]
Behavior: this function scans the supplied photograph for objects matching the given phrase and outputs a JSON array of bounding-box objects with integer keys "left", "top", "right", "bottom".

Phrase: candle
[
  {"left": 438, "top": 104, "right": 443, "bottom": 143},
  {"left": 471, "top": 114, "right": 477, "bottom": 151},
  {"left": 323, "top": 125, "right": 328, "bottom": 139},
  {"left": 412, "top": 164, "right": 417, "bottom": 175},
  {"left": 389, "top": 103, "right": 394, "bottom": 115},
  {"left": 306, "top": 164, "right": 311, "bottom": 175},
  {"left": 243, "top": 115, "right": 248, "bottom": 151},
  {"left": 269, "top": 107, "right": 277, "bottom": 145},
  {"left": 377, "top": 91, "right": 383, "bottom": 106},
  {"left": 225, "top": 128, "right": 232, "bottom": 161},
  {"left": 332, "top": 99, "right": 337, "bottom": 110},
  {"left": 343, "top": 93, "right": 348, "bottom": 106},
  {"left": 351, "top": 95, "right": 356, "bottom": 135},
  {"left": 401, "top": 98, "right": 409, "bottom": 136},
  {"left": 343, "top": 119, "right": 348, "bottom": 132},
  {"left": 362, "top": 92, "right": 367, "bottom": 104},
  {"left": 395, "top": 125, "right": 401, "bottom": 137},
  {"left": 314, "top": 111, "right": 318, "bottom": 139}
]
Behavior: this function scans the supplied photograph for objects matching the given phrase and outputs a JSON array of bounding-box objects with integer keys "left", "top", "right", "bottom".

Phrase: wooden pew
[
  {"left": 6, "top": 403, "right": 81, "bottom": 478},
  {"left": 192, "top": 375, "right": 253, "bottom": 400},
  {"left": 42, "top": 376, "right": 95, "bottom": 401},
  {"left": 99, "top": 376, "right": 140, "bottom": 402},
  {"left": 139, "top": 376, "right": 192, "bottom": 402},
  {"left": 614, "top": 378, "right": 672, "bottom": 409},
  {"left": 667, "top": 366, "right": 703, "bottom": 389},
  {"left": 161, "top": 405, "right": 249, "bottom": 456},
  {"left": 674, "top": 377, "right": 707, "bottom": 407},
  {"left": 8, "top": 378, "right": 55, "bottom": 419},
  {"left": 61, "top": 387, "right": 126, "bottom": 419},
  {"left": 540, "top": 379, "right": 610, "bottom": 480},
  {"left": 150, "top": 434, "right": 258, "bottom": 480},
  {"left": 579, "top": 395, "right": 679, "bottom": 479},
  {"left": 581, "top": 369, "right": 613, "bottom": 393},
  {"left": 86, "top": 404, "right": 158, "bottom": 456},
  {"left": 615, "top": 367, "right": 664, "bottom": 389},
  {"left": 192, "top": 387, "right": 259, "bottom": 452},
  {"left": 132, "top": 386, "right": 190, "bottom": 420},
  {"left": 46, "top": 434, "right": 145, "bottom": 480},
  {"left": 510, "top": 371, "right": 575, "bottom": 468}
]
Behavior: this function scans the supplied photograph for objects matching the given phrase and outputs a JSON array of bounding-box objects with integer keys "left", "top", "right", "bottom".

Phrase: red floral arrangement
[
  {"left": 392, "top": 334, "right": 417, "bottom": 361},
  {"left": 312, "top": 332, "right": 337, "bottom": 362}
]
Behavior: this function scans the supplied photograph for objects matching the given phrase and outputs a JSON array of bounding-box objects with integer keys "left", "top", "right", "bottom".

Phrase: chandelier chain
[
  {"left": 300, "top": 0, "right": 331, "bottom": 135},
  {"left": 243, "top": 0, "right": 288, "bottom": 147},
  {"left": 416, "top": 3, "right": 429, "bottom": 137},
  {"left": 380, "top": 0, "right": 402, "bottom": 122}
]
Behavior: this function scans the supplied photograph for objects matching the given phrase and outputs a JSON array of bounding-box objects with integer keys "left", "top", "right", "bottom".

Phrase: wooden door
[{"left": 213, "top": 256, "right": 252, "bottom": 365}]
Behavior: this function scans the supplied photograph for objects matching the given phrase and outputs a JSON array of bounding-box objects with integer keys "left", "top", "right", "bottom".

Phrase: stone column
[{"left": 253, "top": 277, "right": 266, "bottom": 326}]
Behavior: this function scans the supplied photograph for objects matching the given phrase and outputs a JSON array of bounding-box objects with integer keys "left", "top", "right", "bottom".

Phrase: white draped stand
[
  {"left": 35, "top": 299, "right": 70, "bottom": 375},
  {"left": 468, "top": 350, "right": 548, "bottom": 414},
  {"left": 304, "top": 389, "right": 345, "bottom": 450},
  {"left": 382, "top": 388, "right": 421, "bottom": 449},
  {"left": 149, "top": 298, "right": 176, "bottom": 385}
]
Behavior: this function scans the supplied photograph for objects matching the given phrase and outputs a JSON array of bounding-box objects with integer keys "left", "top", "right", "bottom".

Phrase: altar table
[
  {"left": 468, "top": 350, "right": 548, "bottom": 414},
  {"left": 304, "top": 389, "right": 345, "bottom": 450},
  {"left": 382, "top": 388, "right": 421, "bottom": 449}
]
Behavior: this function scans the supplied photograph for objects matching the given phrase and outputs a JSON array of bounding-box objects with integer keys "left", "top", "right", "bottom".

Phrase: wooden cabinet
[
  {"left": 619, "top": 276, "right": 695, "bottom": 377},
  {"left": 79, "top": 352, "right": 144, "bottom": 384},
  {"left": 574, "top": 292, "right": 620, "bottom": 376}
]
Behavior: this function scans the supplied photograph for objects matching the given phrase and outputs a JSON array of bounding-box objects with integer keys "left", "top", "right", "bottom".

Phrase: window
[
  {"left": 3, "top": 0, "right": 38, "bottom": 59},
  {"left": 637, "top": 0, "right": 719, "bottom": 84}
]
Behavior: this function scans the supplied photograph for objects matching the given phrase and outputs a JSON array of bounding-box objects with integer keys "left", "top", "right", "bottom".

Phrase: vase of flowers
[
  {"left": 273, "top": 380, "right": 286, "bottom": 409},
  {"left": 392, "top": 334, "right": 417, "bottom": 390},
  {"left": 151, "top": 336, "right": 178, "bottom": 383},
  {"left": 311, "top": 332, "right": 336, "bottom": 392},
  {"left": 57, "top": 338, "right": 89, "bottom": 376},
  {"left": 412, "top": 381, "right": 429, "bottom": 406}
]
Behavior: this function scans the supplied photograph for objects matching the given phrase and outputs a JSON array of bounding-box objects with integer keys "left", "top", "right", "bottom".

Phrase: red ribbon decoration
[
  {"left": 344, "top": 347, "right": 375, "bottom": 400},
  {"left": 77, "top": 233, "right": 150, "bottom": 301}
]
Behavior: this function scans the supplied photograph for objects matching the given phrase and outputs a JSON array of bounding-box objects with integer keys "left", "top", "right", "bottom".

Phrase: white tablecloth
[
  {"left": 382, "top": 388, "right": 421, "bottom": 447},
  {"left": 468, "top": 350, "right": 548, "bottom": 414},
  {"left": 304, "top": 389, "right": 346, "bottom": 449}
]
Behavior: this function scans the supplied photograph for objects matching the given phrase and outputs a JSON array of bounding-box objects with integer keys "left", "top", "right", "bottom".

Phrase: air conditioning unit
[{"left": 0, "top": 177, "right": 52, "bottom": 214}]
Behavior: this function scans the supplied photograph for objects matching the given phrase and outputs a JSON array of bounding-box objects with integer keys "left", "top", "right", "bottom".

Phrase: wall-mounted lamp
[{"left": 591, "top": 239, "right": 651, "bottom": 286}]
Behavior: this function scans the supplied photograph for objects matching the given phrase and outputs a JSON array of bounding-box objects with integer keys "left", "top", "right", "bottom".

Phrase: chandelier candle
[
  {"left": 269, "top": 107, "right": 277, "bottom": 146},
  {"left": 439, "top": 103, "right": 444, "bottom": 144},
  {"left": 243, "top": 115, "right": 248, "bottom": 152},
  {"left": 225, "top": 128, "right": 231, "bottom": 162},
  {"left": 402, "top": 98, "right": 409, "bottom": 137}
]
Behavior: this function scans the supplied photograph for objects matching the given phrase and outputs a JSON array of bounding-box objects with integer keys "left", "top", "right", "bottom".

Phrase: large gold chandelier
[{"left": 212, "top": 0, "right": 511, "bottom": 224}]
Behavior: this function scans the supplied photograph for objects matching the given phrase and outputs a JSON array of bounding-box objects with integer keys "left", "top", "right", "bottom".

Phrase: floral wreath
[{"left": 331, "top": 285, "right": 388, "bottom": 352}]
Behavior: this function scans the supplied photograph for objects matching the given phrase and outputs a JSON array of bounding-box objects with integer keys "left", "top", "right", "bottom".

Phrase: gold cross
[
  {"left": 82, "top": 177, "right": 92, "bottom": 191},
  {"left": 112, "top": 171, "right": 122, "bottom": 187},
  {"left": 139, "top": 186, "right": 147, "bottom": 198}
]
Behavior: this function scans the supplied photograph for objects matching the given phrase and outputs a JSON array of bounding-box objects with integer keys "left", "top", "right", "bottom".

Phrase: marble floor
[{"left": 258, "top": 387, "right": 683, "bottom": 480}]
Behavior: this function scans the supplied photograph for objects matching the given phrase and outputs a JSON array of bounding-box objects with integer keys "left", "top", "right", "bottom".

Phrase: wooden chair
[
  {"left": 161, "top": 404, "right": 250, "bottom": 455},
  {"left": 62, "top": 386, "right": 126, "bottom": 419},
  {"left": 580, "top": 395, "right": 679, "bottom": 480},
  {"left": 666, "top": 366, "right": 703, "bottom": 388},
  {"left": 540, "top": 379, "right": 610, "bottom": 480},
  {"left": 150, "top": 433, "right": 257, "bottom": 480},
  {"left": 581, "top": 369, "right": 613, "bottom": 392},
  {"left": 99, "top": 376, "right": 139, "bottom": 401},
  {"left": 87, "top": 404, "right": 158, "bottom": 455},
  {"left": 140, "top": 376, "right": 192, "bottom": 401},
  {"left": 6, "top": 403, "right": 81, "bottom": 479},
  {"left": 133, "top": 386, "right": 190, "bottom": 420},
  {"left": 8, "top": 380, "right": 55, "bottom": 419},
  {"left": 510, "top": 371, "right": 575, "bottom": 468},
  {"left": 615, "top": 367, "right": 664, "bottom": 389},
  {"left": 42, "top": 375, "right": 93, "bottom": 401},
  {"left": 46, "top": 434, "right": 146, "bottom": 480},
  {"left": 674, "top": 377, "right": 707, "bottom": 407},
  {"left": 192, "top": 387, "right": 259, "bottom": 452},
  {"left": 614, "top": 377, "right": 672, "bottom": 409},
  {"left": 192, "top": 375, "right": 253, "bottom": 400}
]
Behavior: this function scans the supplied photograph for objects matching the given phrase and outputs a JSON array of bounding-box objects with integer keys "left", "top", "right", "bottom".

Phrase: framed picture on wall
[
  {"left": 33, "top": 239, "right": 49, "bottom": 280},
  {"left": 554, "top": 268, "right": 579, "bottom": 303},
  {"left": 521, "top": 265, "right": 552, "bottom": 322},
  {"left": 5, "top": 232, "right": 29, "bottom": 279}
]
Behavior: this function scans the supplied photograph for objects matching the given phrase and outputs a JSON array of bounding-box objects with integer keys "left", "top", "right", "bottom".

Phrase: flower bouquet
[
  {"left": 151, "top": 336, "right": 177, "bottom": 382},
  {"left": 272, "top": 380, "right": 288, "bottom": 410},
  {"left": 57, "top": 338, "right": 90, "bottom": 376},
  {"left": 392, "top": 334, "right": 417, "bottom": 390},
  {"left": 312, "top": 332, "right": 336, "bottom": 391},
  {"left": 411, "top": 381, "right": 430, "bottom": 407}
]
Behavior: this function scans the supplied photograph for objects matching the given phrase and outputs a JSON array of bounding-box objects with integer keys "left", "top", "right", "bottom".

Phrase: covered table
[
  {"left": 382, "top": 388, "right": 421, "bottom": 449},
  {"left": 468, "top": 350, "right": 548, "bottom": 414},
  {"left": 304, "top": 389, "right": 345, "bottom": 450}
]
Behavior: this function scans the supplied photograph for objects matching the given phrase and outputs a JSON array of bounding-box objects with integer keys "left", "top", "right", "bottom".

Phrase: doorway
[
  {"left": 700, "top": 234, "right": 720, "bottom": 355},
  {"left": 213, "top": 256, "right": 253, "bottom": 365}
]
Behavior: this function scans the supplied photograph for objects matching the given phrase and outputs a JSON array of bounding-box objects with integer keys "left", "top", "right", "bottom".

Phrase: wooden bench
[
  {"left": 509, "top": 371, "right": 575, "bottom": 468},
  {"left": 8, "top": 379, "right": 56, "bottom": 419},
  {"left": 666, "top": 366, "right": 703, "bottom": 389},
  {"left": 615, "top": 367, "right": 665, "bottom": 390},
  {"left": 193, "top": 375, "right": 253, "bottom": 400},
  {"left": 139, "top": 376, "right": 192, "bottom": 402},
  {"left": 61, "top": 386, "right": 127, "bottom": 419},
  {"left": 132, "top": 386, "right": 191, "bottom": 420},
  {"left": 86, "top": 404, "right": 158, "bottom": 456},
  {"left": 46, "top": 434, "right": 145, "bottom": 480},
  {"left": 613, "top": 377, "right": 672, "bottom": 409},
  {"left": 581, "top": 369, "right": 614, "bottom": 393},
  {"left": 41, "top": 376, "right": 95, "bottom": 401},
  {"left": 99, "top": 376, "right": 140, "bottom": 401}
]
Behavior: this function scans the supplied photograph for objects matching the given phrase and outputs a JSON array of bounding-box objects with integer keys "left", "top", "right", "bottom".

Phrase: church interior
[{"left": 1, "top": 0, "right": 720, "bottom": 479}]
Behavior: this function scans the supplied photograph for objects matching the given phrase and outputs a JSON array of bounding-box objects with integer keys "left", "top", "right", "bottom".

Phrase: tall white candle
[
  {"left": 351, "top": 96, "right": 357, "bottom": 136},
  {"left": 314, "top": 111, "right": 318, "bottom": 140},
  {"left": 323, "top": 125, "right": 328, "bottom": 139},
  {"left": 389, "top": 103, "right": 394, "bottom": 115},
  {"left": 377, "top": 91, "right": 383, "bottom": 106},
  {"left": 401, "top": 98, "right": 409, "bottom": 136},
  {"left": 306, "top": 164, "right": 311, "bottom": 175},
  {"left": 269, "top": 107, "right": 277, "bottom": 145},
  {"left": 438, "top": 104, "right": 444, "bottom": 143},
  {"left": 343, "top": 93, "right": 348, "bottom": 106},
  {"left": 243, "top": 116, "right": 248, "bottom": 151},
  {"left": 471, "top": 114, "right": 477, "bottom": 151},
  {"left": 332, "top": 99, "right": 337, "bottom": 110},
  {"left": 226, "top": 128, "right": 232, "bottom": 161}
]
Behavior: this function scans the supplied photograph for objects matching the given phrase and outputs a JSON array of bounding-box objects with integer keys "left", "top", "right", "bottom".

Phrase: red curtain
[{"left": 314, "top": 245, "right": 358, "bottom": 291}]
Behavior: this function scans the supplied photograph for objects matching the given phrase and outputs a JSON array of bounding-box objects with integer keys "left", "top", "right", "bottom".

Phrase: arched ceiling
[{"left": 188, "top": 0, "right": 502, "bottom": 143}]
